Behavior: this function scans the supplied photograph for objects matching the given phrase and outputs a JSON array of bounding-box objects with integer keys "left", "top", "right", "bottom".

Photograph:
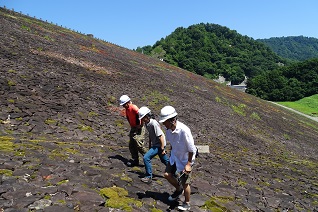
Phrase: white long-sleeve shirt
[{"left": 165, "top": 121, "right": 196, "bottom": 172}]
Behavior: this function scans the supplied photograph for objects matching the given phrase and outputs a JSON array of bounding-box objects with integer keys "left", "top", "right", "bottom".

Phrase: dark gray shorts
[{"left": 165, "top": 163, "right": 192, "bottom": 185}]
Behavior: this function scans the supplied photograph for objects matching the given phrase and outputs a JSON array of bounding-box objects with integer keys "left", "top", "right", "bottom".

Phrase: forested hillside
[
  {"left": 136, "top": 23, "right": 286, "bottom": 84},
  {"left": 247, "top": 58, "right": 318, "bottom": 101},
  {"left": 258, "top": 36, "right": 318, "bottom": 61}
]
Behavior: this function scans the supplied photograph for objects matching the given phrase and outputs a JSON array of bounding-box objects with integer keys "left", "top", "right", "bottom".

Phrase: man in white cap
[
  {"left": 138, "top": 106, "right": 169, "bottom": 184},
  {"left": 159, "top": 106, "right": 197, "bottom": 211},
  {"left": 119, "top": 95, "right": 146, "bottom": 167}
]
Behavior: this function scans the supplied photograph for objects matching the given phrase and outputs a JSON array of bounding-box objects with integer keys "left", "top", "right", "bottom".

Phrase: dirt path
[{"left": 270, "top": 101, "right": 318, "bottom": 123}]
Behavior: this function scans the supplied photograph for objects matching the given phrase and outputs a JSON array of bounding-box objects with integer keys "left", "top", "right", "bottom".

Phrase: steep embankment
[{"left": 1, "top": 7, "right": 318, "bottom": 211}]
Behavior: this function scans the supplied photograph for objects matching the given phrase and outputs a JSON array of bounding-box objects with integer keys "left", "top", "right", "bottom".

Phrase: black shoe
[
  {"left": 168, "top": 188, "right": 183, "bottom": 201},
  {"left": 126, "top": 160, "right": 139, "bottom": 167}
]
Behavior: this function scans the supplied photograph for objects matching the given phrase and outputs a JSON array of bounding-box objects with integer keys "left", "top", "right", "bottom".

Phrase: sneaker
[
  {"left": 140, "top": 177, "right": 152, "bottom": 184},
  {"left": 178, "top": 202, "right": 191, "bottom": 211},
  {"left": 168, "top": 188, "right": 183, "bottom": 201},
  {"left": 126, "top": 160, "right": 139, "bottom": 167}
]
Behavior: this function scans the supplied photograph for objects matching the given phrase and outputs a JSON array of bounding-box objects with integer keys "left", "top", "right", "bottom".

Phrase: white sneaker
[{"left": 178, "top": 202, "right": 191, "bottom": 211}]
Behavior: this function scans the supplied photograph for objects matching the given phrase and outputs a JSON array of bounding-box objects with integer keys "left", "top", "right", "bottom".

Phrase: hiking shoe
[
  {"left": 178, "top": 202, "right": 191, "bottom": 211},
  {"left": 126, "top": 160, "right": 139, "bottom": 167},
  {"left": 168, "top": 188, "right": 183, "bottom": 201},
  {"left": 140, "top": 177, "right": 152, "bottom": 184}
]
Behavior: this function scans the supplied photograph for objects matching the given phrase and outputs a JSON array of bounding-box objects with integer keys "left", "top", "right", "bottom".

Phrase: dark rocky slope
[{"left": 1, "top": 7, "right": 318, "bottom": 211}]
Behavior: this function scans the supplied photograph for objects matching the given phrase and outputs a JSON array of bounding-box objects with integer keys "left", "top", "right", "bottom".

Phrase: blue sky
[{"left": 2, "top": 0, "right": 317, "bottom": 50}]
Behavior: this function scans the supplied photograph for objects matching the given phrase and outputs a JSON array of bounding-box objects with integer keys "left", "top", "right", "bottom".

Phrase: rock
[
  {"left": 69, "top": 191, "right": 104, "bottom": 207},
  {"left": 28, "top": 199, "right": 52, "bottom": 210}
]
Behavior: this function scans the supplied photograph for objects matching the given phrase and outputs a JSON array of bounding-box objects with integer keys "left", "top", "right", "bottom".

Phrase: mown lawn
[{"left": 277, "top": 94, "right": 318, "bottom": 116}]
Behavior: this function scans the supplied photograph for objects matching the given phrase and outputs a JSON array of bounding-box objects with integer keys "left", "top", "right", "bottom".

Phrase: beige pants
[{"left": 129, "top": 126, "right": 146, "bottom": 161}]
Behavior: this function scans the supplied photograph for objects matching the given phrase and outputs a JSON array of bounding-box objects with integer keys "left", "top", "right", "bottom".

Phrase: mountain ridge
[
  {"left": 258, "top": 36, "right": 318, "bottom": 61},
  {"left": 1, "top": 7, "right": 318, "bottom": 211}
]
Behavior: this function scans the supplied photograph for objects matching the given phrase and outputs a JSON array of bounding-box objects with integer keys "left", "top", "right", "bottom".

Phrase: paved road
[{"left": 270, "top": 102, "right": 318, "bottom": 123}]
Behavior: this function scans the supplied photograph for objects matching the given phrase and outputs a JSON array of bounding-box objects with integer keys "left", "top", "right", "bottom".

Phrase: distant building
[
  {"left": 214, "top": 75, "right": 247, "bottom": 92},
  {"left": 229, "top": 76, "right": 247, "bottom": 92},
  {"left": 87, "top": 34, "right": 94, "bottom": 38},
  {"left": 229, "top": 85, "right": 247, "bottom": 92}
]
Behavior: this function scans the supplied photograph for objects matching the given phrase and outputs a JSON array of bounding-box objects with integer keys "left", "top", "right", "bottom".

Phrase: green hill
[
  {"left": 136, "top": 23, "right": 287, "bottom": 84},
  {"left": 258, "top": 36, "right": 318, "bottom": 61}
]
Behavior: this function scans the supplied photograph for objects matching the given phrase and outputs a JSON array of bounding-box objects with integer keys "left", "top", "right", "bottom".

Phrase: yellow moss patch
[
  {"left": 78, "top": 124, "right": 93, "bottom": 132},
  {"left": 48, "top": 149, "right": 68, "bottom": 160},
  {"left": 202, "top": 196, "right": 234, "bottom": 211},
  {"left": 57, "top": 179, "right": 69, "bottom": 185},
  {"left": 150, "top": 208, "right": 162, "bottom": 212},
  {"left": 120, "top": 174, "right": 133, "bottom": 182},
  {"left": 231, "top": 104, "right": 246, "bottom": 116},
  {"left": 0, "top": 136, "right": 15, "bottom": 152},
  {"left": 0, "top": 169, "right": 13, "bottom": 176},
  {"left": 100, "top": 186, "right": 142, "bottom": 211},
  {"left": 131, "top": 166, "right": 142, "bottom": 172},
  {"left": 45, "top": 119, "right": 57, "bottom": 125}
]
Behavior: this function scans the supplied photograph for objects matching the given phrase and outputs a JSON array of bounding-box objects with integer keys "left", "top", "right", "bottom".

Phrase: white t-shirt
[{"left": 165, "top": 120, "right": 196, "bottom": 172}]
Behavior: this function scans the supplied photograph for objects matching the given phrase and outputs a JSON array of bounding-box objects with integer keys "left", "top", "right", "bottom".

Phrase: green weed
[
  {"left": 106, "top": 95, "right": 117, "bottom": 106},
  {"left": 237, "top": 179, "right": 247, "bottom": 187},
  {"left": 115, "top": 119, "right": 124, "bottom": 128},
  {"left": 45, "top": 119, "right": 57, "bottom": 125},
  {"left": 231, "top": 104, "right": 246, "bottom": 116},
  {"left": 283, "top": 134, "right": 290, "bottom": 140},
  {"left": 141, "top": 90, "right": 170, "bottom": 111},
  {"left": 215, "top": 96, "right": 222, "bottom": 103},
  {"left": 150, "top": 208, "right": 162, "bottom": 212},
  {"left": 78, "top": 124, "right": 93, "bottom": 132},
  {"left": 7, "top": 80, "right": 16, "bottom": 86},
  {"left": 0, "top": 169, "right": 13, "bottom": 176},
  {"left": 250, "top": 112, "right": 261, "bottom": 120},
  {"left": 0, "top": 136, "right": 15, "bottom": 152},
  {"left": 57, "top": 179, "right": 69, "bottom": 185},
  {"left": 21, "top": 25, "right": 31, "bottom": 32},
  {"left": 202, "top": 196, "right": 233, "bottom": 211},
  {"left": 8, "top": 99, "right": 15, "bottom": 103},
  {"left": 88, "top": 111, "right": 98, "bottom": 117}
]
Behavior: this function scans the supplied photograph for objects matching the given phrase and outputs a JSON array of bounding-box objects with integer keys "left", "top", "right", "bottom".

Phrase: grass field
[{"left": 277, "top": 94, "right": 318, "bottom": 117}]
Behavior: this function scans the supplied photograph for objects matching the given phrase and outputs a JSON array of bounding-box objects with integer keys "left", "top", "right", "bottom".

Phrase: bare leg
[
  {"left": 182, "top": 183, "right": 191, "bottom": 203},
  {"left": 164, "top": 172, "right": 181, "bottom": 190}
]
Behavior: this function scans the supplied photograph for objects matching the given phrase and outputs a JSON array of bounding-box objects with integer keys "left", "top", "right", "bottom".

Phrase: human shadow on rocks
[
  {"left": 137, "top": 191, "right": 179, "bottom": 210},
  {"left": 108, "top": 154, "right": 145, "bottom": 167},
  {"left": 127, "top": 169, "right": 165, "bottom": 179},
  {"left": 108, "top": 154, "right": 129, "bottom": 165}
]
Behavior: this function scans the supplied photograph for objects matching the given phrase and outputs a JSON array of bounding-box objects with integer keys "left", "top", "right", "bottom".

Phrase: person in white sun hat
[
  {"left": 138, "top": 106, "right": 169, "bottom": 184},
  {"left": 159, "top": 106, "right": 197, "bottom": 211},
  {"left": 119, "top": 95, "right": 146, "bottom": 167}
]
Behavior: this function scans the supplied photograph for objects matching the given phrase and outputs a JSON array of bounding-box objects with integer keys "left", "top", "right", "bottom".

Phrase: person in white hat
[
  {"left": 159, "top": 106, "right": 197, "bottom": 211},
  {"left": 138, "top": 106, "right": 169, "bottom": 184},
  {"left": 119, "top": 95, "right": 146, "bottom": 167}
]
